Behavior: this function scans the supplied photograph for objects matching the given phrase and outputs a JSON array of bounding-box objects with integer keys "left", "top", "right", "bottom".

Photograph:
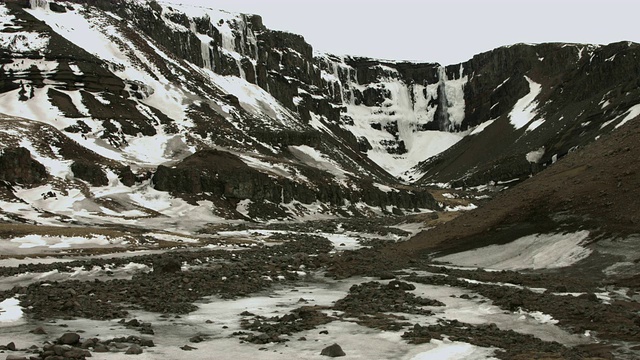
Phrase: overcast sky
[{"left": 158, "top": 0, "right": 638, "bottom": 65}]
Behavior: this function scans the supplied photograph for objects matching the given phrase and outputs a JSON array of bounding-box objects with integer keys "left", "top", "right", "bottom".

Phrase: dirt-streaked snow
[{"left": 436, "top": 231, "right": 592, "bottom": 270}]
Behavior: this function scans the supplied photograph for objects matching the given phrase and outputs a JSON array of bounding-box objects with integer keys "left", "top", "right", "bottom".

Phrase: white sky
[{"left": 158, "top": 0, "right": 639, "bottom": 65}]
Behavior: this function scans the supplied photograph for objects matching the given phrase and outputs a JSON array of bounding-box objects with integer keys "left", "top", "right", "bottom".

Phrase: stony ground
[{"left": 0, "top": 218, "right": 638, "bottom": 360}]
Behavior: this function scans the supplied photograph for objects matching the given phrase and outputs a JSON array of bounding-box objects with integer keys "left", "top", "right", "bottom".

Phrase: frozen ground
[{"left": 0, "top": 271, "right": 591, "bottom": 359}]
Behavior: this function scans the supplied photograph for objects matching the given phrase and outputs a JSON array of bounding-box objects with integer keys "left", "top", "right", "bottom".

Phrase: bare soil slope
[{"left": 402, "top": 119, "right": 640, "bottom": 256}]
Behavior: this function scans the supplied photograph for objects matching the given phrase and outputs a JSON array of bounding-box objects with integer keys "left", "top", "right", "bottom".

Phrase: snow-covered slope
[
  {"left": 1, "top": 0, "right": 640, "bottom": 226},
  {"left": 0, "top": 0, "right": 440, "bottom": 225}
]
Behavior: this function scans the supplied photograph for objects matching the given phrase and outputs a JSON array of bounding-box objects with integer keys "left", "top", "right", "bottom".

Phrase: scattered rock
[{"left": 152, "top": 256, "right": 182, "bottom": 274}]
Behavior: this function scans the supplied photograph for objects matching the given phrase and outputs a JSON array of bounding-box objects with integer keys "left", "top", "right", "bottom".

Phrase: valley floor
[{"left": 0, "top": 211, "right": 638, "bottom": 360}]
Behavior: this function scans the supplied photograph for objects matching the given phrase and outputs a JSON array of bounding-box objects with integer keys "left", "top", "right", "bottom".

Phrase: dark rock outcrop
[
  {"left": 152, "top": 150, "right": 438, "bottom": 218},
  {"left": 0, "top": 147, "right": 48, "bottom": 186},
  {"left": 71, "top": 160, "right": 109, "bottom": 186}
]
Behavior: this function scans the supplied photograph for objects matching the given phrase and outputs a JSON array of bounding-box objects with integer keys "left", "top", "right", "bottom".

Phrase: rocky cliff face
[{"left": 1, "top": 0, "right": 639, "bottom": 224}]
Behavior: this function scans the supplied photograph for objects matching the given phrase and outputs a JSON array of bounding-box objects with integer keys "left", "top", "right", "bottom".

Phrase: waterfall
[
  {"left": 436, "top": 66, "right": 451, "bottom": 131},
  {"left": 201, "top": 41, "right": 212, "bottom": 70},
  {"left": 236, "top": 58, "right": 245, "bottom": 79},
  {"left": 221, "top": 32, "right": 235, "bottom": 52}
]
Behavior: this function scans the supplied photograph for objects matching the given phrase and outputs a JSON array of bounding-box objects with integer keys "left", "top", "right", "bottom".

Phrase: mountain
[
  {"left": 2, "top": 1, "right": 640, "bottom": 359},
  {"left": 1, "top": 0, "right": 639, "bottom": 227}
]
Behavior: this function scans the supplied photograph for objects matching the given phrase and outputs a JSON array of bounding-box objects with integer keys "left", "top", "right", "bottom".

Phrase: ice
[
  {"left": 436, "top": 231, "right": 592, "bottom": 270},
  {"left": 509, "top": 76, "right": 542, "bottom": 130},
  {"left": 441, "top": 65, "right": 468, "bottom": 129}
]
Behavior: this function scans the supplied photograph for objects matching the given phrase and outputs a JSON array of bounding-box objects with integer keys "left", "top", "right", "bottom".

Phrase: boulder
[
  {"left": 320, "top": 343, "right": 346, "bottom": 357},
  {"left": 58, "top": 332, "right": 80, "bottom": 345}
]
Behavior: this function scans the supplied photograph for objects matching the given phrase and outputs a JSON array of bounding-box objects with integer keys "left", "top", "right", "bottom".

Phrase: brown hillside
[{"left": 400, "top": 118, "right": 640, "bottom": 256}]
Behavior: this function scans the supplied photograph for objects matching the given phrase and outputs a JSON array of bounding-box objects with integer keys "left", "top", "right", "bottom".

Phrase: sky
[{"left": 157, "top": 0, "right": 639, "bottom": 65}]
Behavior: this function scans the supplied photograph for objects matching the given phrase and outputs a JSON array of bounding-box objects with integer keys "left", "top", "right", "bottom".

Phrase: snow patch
[
  {"left": 0, "top": 298, "right": 23, "bottom": 323},
  {"left": 525, "top": 147, "right": 545, "bottom": 163},
  {"left": 615, "top": 104, "right": 640, "bottom": 129},
  {"left": 509, "top": 76, "right": 542, "bottom": 130},
  {"left": 437, "top": 231, "right": 592, "bottom": 270}
]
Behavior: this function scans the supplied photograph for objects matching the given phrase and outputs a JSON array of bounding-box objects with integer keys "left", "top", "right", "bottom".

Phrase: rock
[
  {"left": 189, "top": 335, "right": 204, "bottom": 343},
  {"left": 93, "top": 344, "right": 109, "bottom": 353},
  {"left": 30, "top": 327, "right": 47, "bottom": 335},
  {"left": 6, "top": 342, "right": 16, "bottom": 351},
  {"left": 125, "top": 344, "right": 143, "bottom": 355},
  {"left": 58, "top": 333, "right": 81, "bottom": 345},
  {"left": 320, "top": 343, "right": 346, "bottom": 357},
  {"left": 63, "top": 348, "right": 92, "bottom": 358},
  {"left": 139, "top": 338, "right": 155, "bottom": 347},
  {"left": 152, "top": 256, "right": 182, "bottom": 274},
  {"left": 70, "top": 160, "right": 109, "bottom": 186},
  {"left": 49, "top": 2, "right": 67, "bottom": 12},
  {"left": 5, "top": 355, "right": 28, "bottom": 360},
  {"left": 117, "top": 166, "right": 136, "bottom": 186},
  {"left": 180, "top": 345, "right": 197, "bottom": 351},
  {"left": 0, "top": 147, "right": 48, "bottom": 186},
  {"left": 53, "top": 345, "right": 71, "bottom": 356}
]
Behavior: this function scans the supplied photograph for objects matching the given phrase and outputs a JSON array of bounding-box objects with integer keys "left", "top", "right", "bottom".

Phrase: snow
[
  {"left": 526, "top": 118, "right": 545, "bottom": 131},
  {"left": 369, "top": 130, "right": 464, "bottom": 179},
  {"left": 323, "top": 56, "right": 465, "bottom": 179},
  {"left": 526, "top": 147, "right": 545, "bottom": 163},
  {"left": 0, "top": 263, "right": 151, "bottom": 291},
  {"left": 436, "top": 231, "right": 592, "bottom": 270},
  {"left": 509, "top": 76, "right": 542, "bottom": 130},
  {"left": 0, "top": 298, "right": 23, "bottom": 323},
  {"left": 208, "top": 70, "right": 300, "bottom": 127},
  {"left": 373, "top": 183, "right": 396, "bottom": 193},
  {"left": 445, "top": 203, "right": 477, "bottom": 212},
  {"left": 123, "top": 133, "right": 193, "bottom": 165},
  {"left": 8, "top": 234, "right": 125, "bottom": 249},
  {"left": 0, "top": 30, "right": 49, "bottom": 53},
  {"left": 18, "top": 138, "right": 72, "bottom": 179},
  {"left": 615, "top": 103, "right": 640, "bottom": 129},
  {"left": 469, "top": 119, "right": 496, "bottom": 136},
  {"left": 289, "top": 145, "right": 351, "bottom": 179},
  {"left": 410, "top": 340, "right": 498, "bottom": 360},
  {"left": 516, "top": 309, "right": 558, "bottom": 325}
]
